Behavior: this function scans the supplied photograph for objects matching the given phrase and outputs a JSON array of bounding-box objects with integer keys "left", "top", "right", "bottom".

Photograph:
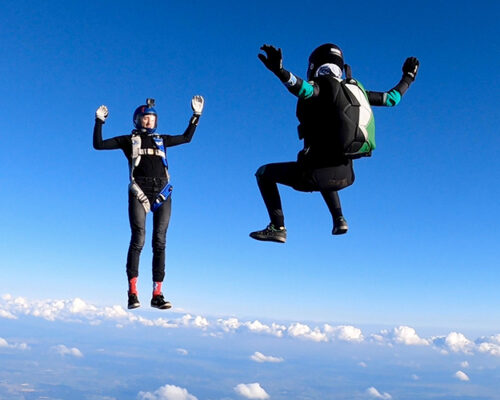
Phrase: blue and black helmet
[{"left": 133, "top": 98, "right": 157, "bottom": 133}]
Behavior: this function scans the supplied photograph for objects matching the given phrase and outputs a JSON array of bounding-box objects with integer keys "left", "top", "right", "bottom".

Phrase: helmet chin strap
[{"left": 315, "top": 63, "right": 343, "bottom": 79}]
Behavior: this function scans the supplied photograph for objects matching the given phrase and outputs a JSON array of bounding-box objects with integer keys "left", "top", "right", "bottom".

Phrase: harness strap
[
  {"left": 129, "top": 182, "right": 151, "bottom": 213},
  {"left": 151, "top": 183, "right": 173, "bottom": 212},
  {"left": 129, "top": 132, "right": 171, "bottom": 213},
  {"left": 137, "top": 148, "right": 166, "bottom": 157}
]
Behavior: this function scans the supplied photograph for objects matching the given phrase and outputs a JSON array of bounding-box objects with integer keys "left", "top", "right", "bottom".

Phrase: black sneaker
[
  {"left": 332, "top": 216, "right": 348, "bottom": 235},
  {"left": 151, "top": 294, "right": 172, "bottom": 310},
  {"left": 249, "top": 223, "right": 287, "bottom": 243},
  {"left": 128, "top": 292, "right": 140, "bottom": 309}
]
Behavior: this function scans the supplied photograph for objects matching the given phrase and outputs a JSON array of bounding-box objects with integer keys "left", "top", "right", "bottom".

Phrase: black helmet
[{"left": 307, "top": 43, "right": 344, "bottom": 80}]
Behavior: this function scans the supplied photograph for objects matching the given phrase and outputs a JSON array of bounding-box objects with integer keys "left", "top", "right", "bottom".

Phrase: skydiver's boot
[
  {"left": 332, "top": 216, "right": 348, "bottom": 235},
  {"left": 249, "top": 223, "right": 287, "bottom": 243},
  {"left": 151, "top": 293, "right": 172, "bottom": 310},
  {"left": 128, "top": 292, "right": 140, "bottom": 309},
  {"left": 127, "top": 277, "right": 140, "bottom": 309}
]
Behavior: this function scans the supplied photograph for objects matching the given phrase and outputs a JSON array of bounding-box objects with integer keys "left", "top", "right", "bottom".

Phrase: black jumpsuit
[
  {"left": 256, "top": 70, "right": 414, "bottom": 228},
  {"left": 93, "top": 119, "right": 197, "bottom": 282}
]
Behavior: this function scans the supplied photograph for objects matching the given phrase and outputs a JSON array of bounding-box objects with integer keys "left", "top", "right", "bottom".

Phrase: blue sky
[
  {"left": 0, "top": 1, "right": 499, "bottom": 397},
  {"left": 1, "top": 0, "right": 499, "bottom": 327}
]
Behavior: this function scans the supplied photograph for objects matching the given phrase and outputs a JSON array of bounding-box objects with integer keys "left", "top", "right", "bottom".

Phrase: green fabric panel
[
  {"left": 367, "top": 116, "right": 376, "bottom": 150},
  {"left": 356, "top": 80, "right": 370, "bottom": 101},
  {"left": 298, "top": 81, "right": 314, "bottom": 99},
  {"left": 385, "top": 89, "right": 401, "bottom": 107}
]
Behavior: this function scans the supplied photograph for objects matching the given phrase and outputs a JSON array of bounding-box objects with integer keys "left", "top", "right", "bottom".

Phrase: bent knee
[{"left": 255, "top": 165, "right": 268, "bottom": 179}]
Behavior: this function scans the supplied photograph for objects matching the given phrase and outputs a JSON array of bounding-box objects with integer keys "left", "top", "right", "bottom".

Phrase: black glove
[
  {"left": 258, "top": 44, "right": 283, "bottom": 75},
  {"left": 402, "top": 57, "right": 419, "bottom": 80}
]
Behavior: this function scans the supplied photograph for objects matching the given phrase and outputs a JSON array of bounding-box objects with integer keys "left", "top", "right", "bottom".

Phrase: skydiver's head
[
  {"left": 133, "top": 99, "right": 158, "bottom": 134},
  {"left": 307, "top": 43, "right": 344, "bottom": 80}
]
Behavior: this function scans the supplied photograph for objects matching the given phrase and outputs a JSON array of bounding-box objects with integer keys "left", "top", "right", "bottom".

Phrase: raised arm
[
  {"left": 258, "top": 44, "right": 319, "bottom": 100},
  {"left": 93, "top": 105, "right": 128, "bottom": 150},
  {"left": 366, "top": 57, "right": 420, "bottom": 107},
  {"left": 162, "top": 95, "right": 204, "bottom": 147}
]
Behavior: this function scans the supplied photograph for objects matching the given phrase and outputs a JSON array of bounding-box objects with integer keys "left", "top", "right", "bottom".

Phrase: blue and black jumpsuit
[
  {"left": 93, "top": 119, "right": 197, "bottom": 282},
  {"left": 256, "top": 68, "right": 415, "bottom": 228}
]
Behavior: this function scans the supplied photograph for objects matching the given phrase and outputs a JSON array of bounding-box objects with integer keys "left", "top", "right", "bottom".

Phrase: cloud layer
[{"left": 2, "top": 293, "right": 500, "bottom": 359}]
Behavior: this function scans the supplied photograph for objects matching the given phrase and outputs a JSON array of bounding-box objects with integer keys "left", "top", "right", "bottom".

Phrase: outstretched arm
[
  {"left": 162, "top": 95, "right": 204, "bottom": 147},
  {"left": 367, "top": 57, "right": 419, "bottom": 107},
  {"left": 258, "top": 44, "right": 319, "bottom": 100},
  {"left": 93, "top": 105, "right": 128, "bottom": 150}
]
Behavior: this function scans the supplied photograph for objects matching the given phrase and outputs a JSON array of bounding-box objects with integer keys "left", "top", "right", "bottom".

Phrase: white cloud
[
  {"left": 250, "top": 351, "right": 283, "bottom": 363},
  {"left": 0, "top": 337, "right": 29, "bottom": 350},
  {"left": 180, "top": 314, "right": 209, "bottom": 329},
  {"left": 460, "top": 361, "right": 469, "bottom": 368},
  {"left": 366, "top": 386, "right": 392, "bottom": 399},
  {"left": 393, "top": 326, "right": 429, "bottom": 346},
  {"left": 373, "top": 326, "right": 429, "bottom": 346},
  {"left": 193, "top": 316, "right": 209, "bottom": 329},
  {"left": 358, "top": 362, "right": 367, "bottom": 368},
  {"left": 324, "top": 324, "right": 364, "bottom": 342},
  {"left": 0, "top": 309, "right": 17, "bottom": 319},
  {"left": 454, "top": 371, "right": 470, "bottom": 382},
  {"left": 70, "top": 298, "right": 97, "bottom": 314},
  {"left": 239, "top": 320, "right": 286, "bottom": 338},
  {"left": 411, "top": 374, "right": 420, "bottom": 381},
  {"left": 476, "top": 334, "right": 500, "bottom": 357},
  {"left": 138, "top": 384, "right": 198, "bottom": 400},
  {"left": 52, "top": 344, "right": 83, "bottom": 358},
  {"left": 287, "top": 322, "right": 327, "bottom": 342},
  {"left": 234, "top": 383, "right": 270, "bottom": 399},
  {"left": 432, "top": 332, "right": 475, "bottom": 354},
  {"left": 176, "top": 348, "right": 188, "bottom": 356},
  {"left": 217, "top": 317, "right": 242, "bottom": 332}
]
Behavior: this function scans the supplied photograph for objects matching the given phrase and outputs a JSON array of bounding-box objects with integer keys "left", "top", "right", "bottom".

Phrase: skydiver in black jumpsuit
[
  {"left": 93, "top": 96, "right": 204, "bottom": 309},
  {"left": 250, "top": 44, "right": 419, "bottom": 243}
]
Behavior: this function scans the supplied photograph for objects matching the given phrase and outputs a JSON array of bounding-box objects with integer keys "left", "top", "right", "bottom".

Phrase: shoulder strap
[
  {"left": 131, "top": 133, "right": 142, "bottom": 168},
  {"left": 152, "top": 135, "right": 168, "bottom": 169},
  {"left": 344, "top": 64, "right": 352, "bottom": 80}
]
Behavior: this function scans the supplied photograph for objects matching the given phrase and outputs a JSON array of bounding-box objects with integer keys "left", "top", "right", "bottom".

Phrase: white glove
[
  {"left": 95, "top": 105, "right": 109, "bottom": 121},
  {"left": 191, "top": 95, "right": 204, "bottom": 116}
]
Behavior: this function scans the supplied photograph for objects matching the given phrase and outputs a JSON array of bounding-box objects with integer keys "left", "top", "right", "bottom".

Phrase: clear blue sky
[{"left": 1, "top": 0, "right": 499, "bottom": 331}]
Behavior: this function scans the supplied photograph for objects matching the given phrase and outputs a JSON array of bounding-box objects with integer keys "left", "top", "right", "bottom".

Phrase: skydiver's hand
[
  {"left": 191, "top": 95, "right": 204, "bottom": 116},
  {"left": 402, "top": 57, "right": 419, "bottom": 80},
  {"left": 258, "top": 44, "right": 283, "bottom": 74},
  {"left": 95, "top": 105, "right": 109, "bottom": 122}
]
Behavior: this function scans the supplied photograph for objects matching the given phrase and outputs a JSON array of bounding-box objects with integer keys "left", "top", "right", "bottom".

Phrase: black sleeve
[
  {"left": 366, "top": 75, "right": 414, "bottom": 107},
  {"left": 161, "top": 116, "right": 199, "bottom": 147},
  {"left": 93, "top": 119, "right": 129, "bottom": 150},
  {"left": 275, "top": 69, "right": 320, "bottom": 99}
]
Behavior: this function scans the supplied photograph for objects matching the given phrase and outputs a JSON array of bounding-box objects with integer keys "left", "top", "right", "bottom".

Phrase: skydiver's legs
[
  {"left": 255, "top": 162, "right": 304, "bottom": 227},
  {"left": 126, "top": 194, "right": 146, "bottom": 309},
  {"left": 320, "top": 190, "right": 343, "bottom": 220},
  {"left": 320, "top": 190, "right": 348, "bottom": 234},
  {"left": 126, "top": 194, "right": 147, "bottom": 281},
  {"left": 151, "top": 195, "right": 172, "bottom": 283}
]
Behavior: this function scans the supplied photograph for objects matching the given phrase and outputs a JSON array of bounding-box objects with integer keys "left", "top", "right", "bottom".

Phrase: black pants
[
  {"left": 255, "top": 161, "right": 354, "bottom": 227},
  {"left": 126, "top": 178, "right": 172, "bottom": 282}
]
